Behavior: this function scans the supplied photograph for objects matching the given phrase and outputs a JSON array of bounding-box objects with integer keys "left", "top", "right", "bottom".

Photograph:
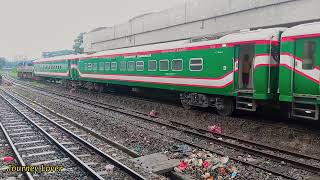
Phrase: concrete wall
[{"left": 84, "top": 0, "right": 320, "bottom": 53}]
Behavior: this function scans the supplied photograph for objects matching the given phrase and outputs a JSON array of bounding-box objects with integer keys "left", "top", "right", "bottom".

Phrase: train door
[
  {"left": 237, "top": 44, "right": 255, "bottom": 91},
  {"left": 235, "top": 44, "right": 257, "bottom": 111},
  {"left": 293, "top": 38, "right": 319, "bottom": 96}
]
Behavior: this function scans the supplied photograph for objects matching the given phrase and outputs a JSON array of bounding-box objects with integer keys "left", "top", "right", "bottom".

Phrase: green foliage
[
  {"left": 73, "top": 32, "right": 85, "bottom": 54},
  {"left": 10, "top": 68, "right": 17, "bottom": 77}
]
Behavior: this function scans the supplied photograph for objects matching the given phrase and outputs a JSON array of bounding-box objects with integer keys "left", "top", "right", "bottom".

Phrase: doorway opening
[{"left": 238, "top": 44, "right": 255, "bottom": 90}]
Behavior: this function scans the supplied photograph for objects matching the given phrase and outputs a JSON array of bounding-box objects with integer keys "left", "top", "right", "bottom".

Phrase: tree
[
  {"left": 73, "top": 32, "right": 85, "bottom": 54},
  {"left": 0, "top": 57, "right": 6, "bottom": 69}
]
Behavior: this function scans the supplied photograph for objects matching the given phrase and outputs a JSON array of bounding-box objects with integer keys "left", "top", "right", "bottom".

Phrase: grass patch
[{"left": 10, "top": 68, "right": 17, "bottom": 77}]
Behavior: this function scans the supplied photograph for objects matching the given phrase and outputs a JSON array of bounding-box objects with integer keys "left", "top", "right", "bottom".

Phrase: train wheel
[
  {"left": 216, "top": 97, "right": 234, "bottom": 116},
  {"left": 181, "top": 99, "right": 192, "bottom": 110}
]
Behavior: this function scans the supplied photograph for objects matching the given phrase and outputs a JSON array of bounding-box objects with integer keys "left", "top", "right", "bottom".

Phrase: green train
[{"left": 32, "top": 22, "right": 320, "bottom": 120}]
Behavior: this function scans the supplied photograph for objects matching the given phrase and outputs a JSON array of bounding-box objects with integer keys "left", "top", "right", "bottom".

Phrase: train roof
[
  {"left": 282, "top": 21, "right": 320, "bottom": 38},
  {"left": 92, "top": 40, "right": 191, "bottom": 57},
  {"left": 219, "top": 28, "right": 287, "bottom": 43},
  {"left": 34, "top": 28, "right": 285, "bottom": 63},
  {"left": 91, "top": 28, "right": 285, "bottom": 58},
  {"left": 34, "top": 54, "right": 87, "bottom": 63}
]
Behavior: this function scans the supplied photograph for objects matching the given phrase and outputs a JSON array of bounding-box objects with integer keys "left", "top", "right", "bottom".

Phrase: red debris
[
  {"left": 178, "top": 161, "right": 188, "bottom": 171},
  {"left": 2, "top": 156, "right": 14, "bottom": 162},
  {"left": 218, "top": 167, "right": 228, "bottom": 176},
  {"left": 203, "top": 160, "right": 210, "bottom": 168},
  {"left": 149, "top": 110, "right": 157, "bottom": 117},
  {"left": 208, "top": 125, "right": 224, "bottom": 134}
]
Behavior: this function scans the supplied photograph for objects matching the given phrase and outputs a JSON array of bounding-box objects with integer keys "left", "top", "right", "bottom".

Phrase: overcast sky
[{"left": 0, "top": 0, "right": 184, "bottom": 60}]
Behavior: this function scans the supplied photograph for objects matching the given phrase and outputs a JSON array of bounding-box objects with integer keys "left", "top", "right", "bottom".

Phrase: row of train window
[
  {"left": 84, "top": 58, "right": 203, "bottom": 72},
  {"left": 36, "top": 64, "right": 63, "bottom": 70}
]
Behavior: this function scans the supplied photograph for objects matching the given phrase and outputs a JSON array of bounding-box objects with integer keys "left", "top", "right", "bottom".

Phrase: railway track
[
  {"left": 6, "top": 78, "right": 320, "bottom": 179},
  {"left": 9, "top": 75, "right": 320, "bottom": 136},
  {"left": 0, "top": 116, "right": 26, "bottom": 180},
  {"left": 0, "top": 88, "right": 146, "bottom": 180}
]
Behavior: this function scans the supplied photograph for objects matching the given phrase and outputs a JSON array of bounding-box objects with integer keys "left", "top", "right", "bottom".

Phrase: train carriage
[
  {"left": 33, "top": 55, "right": 79, "bottom": 81},
  {"left": 17, "top": 66, "right": 34, "bottom": 79},
  {"left": 69, "top": 28, "right": 285, "bottom": 115},
  {"left": 279, "top": 22, "right": 320, "bottom": 120}
]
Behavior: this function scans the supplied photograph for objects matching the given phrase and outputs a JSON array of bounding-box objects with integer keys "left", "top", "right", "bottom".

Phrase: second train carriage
[
  {"left": 279, "top": 22, "right": 320, "bottom": 120},
  {"left": 32, "top": 22, "right": 320, "bottom": 120},
  {"left": 34, "top": 28, "right": 285, "bottom": 116}
]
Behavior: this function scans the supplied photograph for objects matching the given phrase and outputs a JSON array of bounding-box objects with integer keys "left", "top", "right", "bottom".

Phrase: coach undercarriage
[{"left": 180, "top": 92, "right": 235, "bottom": 116}]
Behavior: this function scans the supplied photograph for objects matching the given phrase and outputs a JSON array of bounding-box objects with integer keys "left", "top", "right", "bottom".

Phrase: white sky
[{"left": 0, "top": 0, "right": 185, "bottom": 60}]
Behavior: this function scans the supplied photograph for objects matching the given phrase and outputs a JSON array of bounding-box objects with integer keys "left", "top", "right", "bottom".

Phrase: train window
[
  {"left": 120, "top": 61, "right": 126, "bottom": 71},
  {"left": 105, "top": 62, "right": 110, "bottom": 71},
  {"left": 148, "top": 60, "right": 157, "bottom": 71},
  {"left": 111, "top": 62, "right": 117, "bottom": 71},
  {"left": 127, "top": 61, "right": 135, "bottom": 71},
  {"left": 99, "top": 62, "right": 104, "bottom": 71},
  {"left": 87, "top": 63, "right": 92, "bottom": 70},
  {"left": 136, "top": 61, "right": 144, "bottom": 71},
  {"left": 189, "top": 58, "right": 203, "bottom": 71},
  {"left": 172, "top": 59, "right": 183, "bottom": 71},
  {"left": 303, "top": 41, "right": 316, "bottom": 70},
  {"left": 92, "top": 63, "right": 98, "bottom": 71},
  {"left": 160, "top": 60, "right": 169, "bottom": 71}
]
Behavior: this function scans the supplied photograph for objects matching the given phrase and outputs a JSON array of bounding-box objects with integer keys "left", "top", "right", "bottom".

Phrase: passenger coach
[{"left": 33, "top": 22, "right": 320, "bottom": 120}]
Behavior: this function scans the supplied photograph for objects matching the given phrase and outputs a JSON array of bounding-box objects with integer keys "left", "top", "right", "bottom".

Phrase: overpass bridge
[{"left": 83, "top": 0, "right": 320, "bottom": 53}]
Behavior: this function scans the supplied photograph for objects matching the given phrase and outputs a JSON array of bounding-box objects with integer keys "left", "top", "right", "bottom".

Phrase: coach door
[
  {"left": 293, "top": 38, "right": 319, "bottom": 96},
  {"left": 235, "top": 44, "right": 257, "bottom": 111},
  {"left": 70, "top": 60, "right": 76, "bottom": 80},
  {"left": 236, "top": 44, "right": 255, "bottom": 91}
]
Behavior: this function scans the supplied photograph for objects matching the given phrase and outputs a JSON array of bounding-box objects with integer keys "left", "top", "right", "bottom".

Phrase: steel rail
[
  {"left": 6, "top": 85, "right": 302, "bottom": 179},
  {"left": 7, "top": 76, "right": 320, "bottom": 178},
  {"left": 0, "top": 90, "right": 146, "bottom": 180},
  {"left": 0, "top": 91, "right": 106, "bottom": 180},
  {"left": 25, "top": 82, "right": 320, "bottom": 173},
  {"left": 0, "top": 121, "right": 34, "bottom": 180}
]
